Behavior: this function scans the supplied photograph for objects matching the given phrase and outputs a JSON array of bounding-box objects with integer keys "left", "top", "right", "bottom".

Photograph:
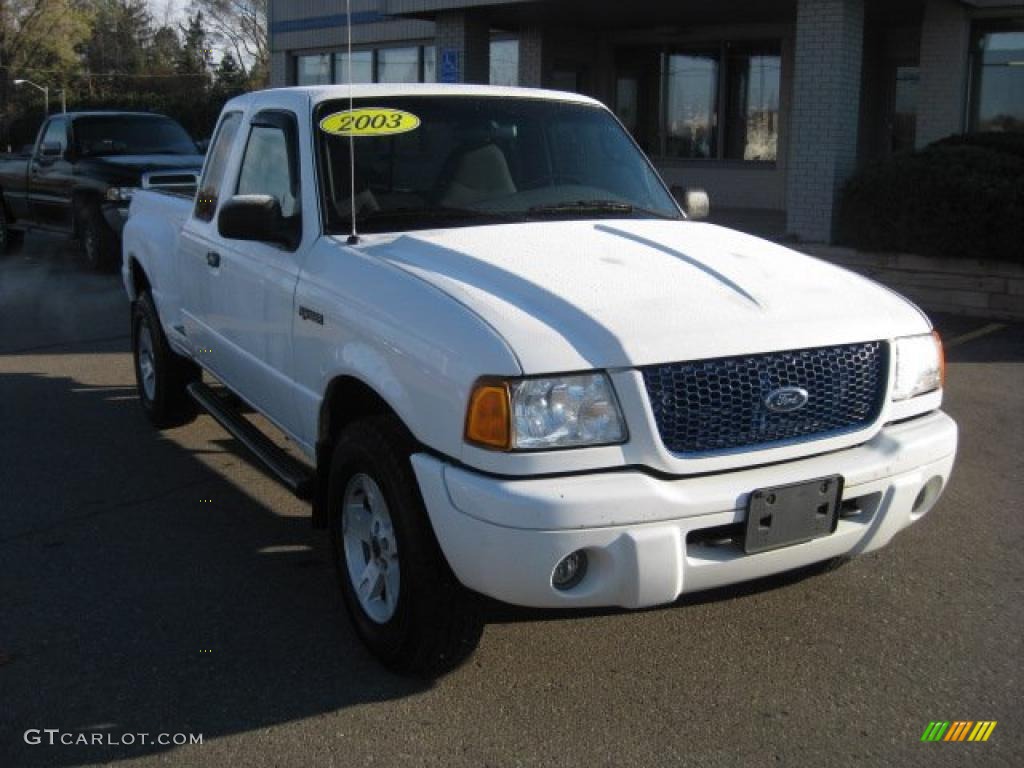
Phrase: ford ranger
[
  {"left": 122, "top": 84, "right": 958, "bottom": 675},
  {"left": 0, "top": 111, "right": 203, "bottom": 269}
]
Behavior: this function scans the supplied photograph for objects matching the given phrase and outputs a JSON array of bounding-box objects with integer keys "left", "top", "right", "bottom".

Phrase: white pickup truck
[{"left": 123, "top": 84, "right": 957, "bottom": 675}]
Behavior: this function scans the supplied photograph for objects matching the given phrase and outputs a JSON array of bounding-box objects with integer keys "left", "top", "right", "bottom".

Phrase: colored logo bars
[{"left": 921, "top": 721, "right": 997, "bottom": 742}]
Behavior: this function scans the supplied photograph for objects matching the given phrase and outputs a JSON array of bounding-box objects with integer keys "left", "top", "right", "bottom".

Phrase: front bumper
[
  {"left": 412, "top": 411, "right": 958, "bottom": 609},
  {"left": 101, "top": 201, "right": 130, "bottom": 235}
]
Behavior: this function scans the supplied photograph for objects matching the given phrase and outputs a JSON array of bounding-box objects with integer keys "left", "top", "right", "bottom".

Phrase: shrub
[
  {"left": 836, "top": 138, "right": 1024, "bottom": 264},
  {"left": 932, "top": 131, "right": 1024, "bottom": 160}
]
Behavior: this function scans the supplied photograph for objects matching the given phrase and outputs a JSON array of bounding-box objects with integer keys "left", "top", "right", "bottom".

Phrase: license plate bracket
[{"left": 744, "top": 475, "right": 844, "bottom": 555}]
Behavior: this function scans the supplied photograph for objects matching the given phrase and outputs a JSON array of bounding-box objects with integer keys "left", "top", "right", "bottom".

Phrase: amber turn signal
[{"left": 465, "top": 381, "right": 511, "bottom": 450}]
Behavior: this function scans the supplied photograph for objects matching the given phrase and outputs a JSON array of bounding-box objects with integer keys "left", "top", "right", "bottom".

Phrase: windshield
[
  {"left": 74, "top": 116, "right": 198, "bottom": 157},
  {"left": 315, "top": 96, "right": 681, "bottom": 234}
]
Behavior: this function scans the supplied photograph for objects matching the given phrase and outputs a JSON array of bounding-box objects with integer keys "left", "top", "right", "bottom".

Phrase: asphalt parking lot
[{"left": 1, "top": 234, "right": 1021, "bottom": 768}]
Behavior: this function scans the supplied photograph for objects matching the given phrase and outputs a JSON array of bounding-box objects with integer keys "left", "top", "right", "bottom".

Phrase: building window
[
  {"left": 616, "top": 40, "right": 781, "bottom": 163},
  {"left": 378, "top": 47, "right": 420, "bottom": 83},
  {"left": 296, "top": 46, "right": 434, "bottom": 86},
  {"left": 423, "top": 46, "right": 437, "bottom": 83},
  {"left": 664, "top": 51, "right": 719, "bottom": 159},
  {"left": 724, "top": 44, "right": 781, "bottom": 160},
  {"left": 334, "top": 50, "right": 373, "bottom": 84},
  {"left": 970, "top": 20, "right": 1024, "bottom": 133},
  {"left": 890, "top": 65, "right": 919, "bottom": 153},
  {"left": 297, "top": 53, "right": 331, "bottom": 85},
  {"left": 615, "top": 77, "right": 639, "bottom": 134},
  {"left": 490, "top": 39, "right": 519, "bottom": 86}
]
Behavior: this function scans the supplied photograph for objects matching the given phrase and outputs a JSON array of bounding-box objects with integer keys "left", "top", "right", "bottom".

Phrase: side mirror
[
  {"left": 672, "top": 185, "right": 710, "bottom": 221},
  {"left": 38, "top": 141, "right": 62, "bottom": 159},
  {"left": 218, "top": 194, "right": 300, "bottom": 249}
]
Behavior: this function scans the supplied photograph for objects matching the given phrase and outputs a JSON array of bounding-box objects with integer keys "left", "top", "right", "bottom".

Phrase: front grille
[{"left": 642, "top": 341, "right": 887, "bottom": 455}]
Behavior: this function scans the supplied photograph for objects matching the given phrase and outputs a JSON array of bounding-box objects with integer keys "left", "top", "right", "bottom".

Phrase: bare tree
[{"left": 189, "top": 0, "right": 266, "bottom": 83}]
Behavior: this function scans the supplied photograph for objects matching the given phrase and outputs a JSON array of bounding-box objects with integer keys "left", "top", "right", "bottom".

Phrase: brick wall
[
  {"left": 785, "top": 0, "right": 864, "bottom": 243},
  {"left": 518, "top": 26, "right": 544, "bottom": 87},
  {"left": 799, "top": 246, "right": 1024, "bottom": 321},
  {"left": 433, "top": 10, "right": 490, "bottom": 83},
  {"left": 270, "top": 51, "right": 289, "bottom": 87},
  {"left": 916, "top": 0, "right": 970, "bottom": 147}
]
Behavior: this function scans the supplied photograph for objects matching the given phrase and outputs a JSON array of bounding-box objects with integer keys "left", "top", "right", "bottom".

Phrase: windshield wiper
[{"left": 526, "top": 200, "right": 676, "bottom": 220}]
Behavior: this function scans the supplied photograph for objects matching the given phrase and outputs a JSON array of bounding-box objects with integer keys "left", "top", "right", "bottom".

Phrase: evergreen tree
[
  {"left": 176, "top": 11, "right": 211, "bottom": 81},
  {"left": 214, "top": 52, "right": 246, "bottom": 92},
  {"left": 147, "top": 26, "right": 182, "bottom": 75},
  {"left": 84, "top": 0, "right": 153, "bottom": 75}
]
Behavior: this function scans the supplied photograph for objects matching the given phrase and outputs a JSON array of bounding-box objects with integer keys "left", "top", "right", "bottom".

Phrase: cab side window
[
  {"left": 39, "top": 119, "right": 68, "bottom": 156},
  {"left": 236, "top": 111, "right": 301, "bottom": 221},
  {"left": 195, "top": 111, "right": 242, "bottom": 221}
]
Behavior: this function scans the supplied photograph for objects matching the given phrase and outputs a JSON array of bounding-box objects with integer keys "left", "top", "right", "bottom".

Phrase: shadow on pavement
[{"left": 0, "top": 370, "right": 428, "bottom": 767}]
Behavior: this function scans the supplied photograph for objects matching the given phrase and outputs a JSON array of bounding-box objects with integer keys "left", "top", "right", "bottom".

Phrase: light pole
[
  {"left": 14, "top": 79, "right": 49, "bottom": 115},
  {"left": 56, "top": 89, "right": 67, "bottom": 113}
]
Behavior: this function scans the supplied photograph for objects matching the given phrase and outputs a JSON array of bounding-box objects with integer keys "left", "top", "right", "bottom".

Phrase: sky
[{"left": 148, "top": 0, "right": 189, "bottom": 28}]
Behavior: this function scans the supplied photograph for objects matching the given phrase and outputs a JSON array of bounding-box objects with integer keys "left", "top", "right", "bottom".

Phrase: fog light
[
  {"left": 912, "top": 476, "right": 944, "bottom": 516},
  {"left": 552, "top": 550, "right": 588, "bottom": 591}
]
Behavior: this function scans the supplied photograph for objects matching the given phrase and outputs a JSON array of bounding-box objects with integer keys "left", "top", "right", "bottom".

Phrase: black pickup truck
[{"left": 0, "top": 111, "right": 204, "bottom": 269}]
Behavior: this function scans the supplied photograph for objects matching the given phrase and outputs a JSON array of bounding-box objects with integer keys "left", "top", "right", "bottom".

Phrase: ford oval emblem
[{"left": 765, "top": 386, "right": 809, "bottom": 413}]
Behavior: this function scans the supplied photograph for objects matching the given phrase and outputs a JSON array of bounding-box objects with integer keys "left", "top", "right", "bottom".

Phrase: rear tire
[
  {"left": 77, "top": 202, "right": 118, "bottom": 271},
  {"left": 132, "top": 292, "right": 200, "bottom": 428},
  {"left": 0, "top": 204, "right": 25, "bottom": 252},
  {"left": 328, "top": 415, "right": 483, "bottom": 676}
]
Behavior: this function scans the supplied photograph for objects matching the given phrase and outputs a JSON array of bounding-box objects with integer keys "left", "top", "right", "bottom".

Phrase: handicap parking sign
[{"left": 440, "top": 48, "right": 460, "bottom": 83}]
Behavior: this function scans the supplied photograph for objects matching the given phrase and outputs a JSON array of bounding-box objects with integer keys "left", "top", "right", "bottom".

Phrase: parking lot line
[{"left": 945, "top": 323, "right": 1006, "bottom": 349}]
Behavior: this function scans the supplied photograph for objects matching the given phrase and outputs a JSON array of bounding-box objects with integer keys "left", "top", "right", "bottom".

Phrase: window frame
[
  {"left": 38, "top": 117, "right": 69, "bottom": 158},
  {"left": 233, "top": 109, "right": 303, "bottom": 251},
  {"left": 296, "top": 43, "right": 435, "bottom": 86},
  {"left": 967, "top": 17, "right": 1024, "bottom": 134},
  {"left": 617, "top": 38, "right": 782, "bottom": 167},
  {"left": 194, "top": 110, "right": 243, "bottom": 222},
  {"left": 661, "top": 46, "right": 722, "bottom": 160}
]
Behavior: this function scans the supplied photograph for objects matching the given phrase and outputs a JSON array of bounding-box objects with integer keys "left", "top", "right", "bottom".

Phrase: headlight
[
  {"left": 105, "top": 187, "right": 136, "bottom": 202},
  {"left": 892, "top": 331, "right": 944, "bottom": 400},
  {"left": 465, "top": 373, "right": 626, "bottom": 451}
]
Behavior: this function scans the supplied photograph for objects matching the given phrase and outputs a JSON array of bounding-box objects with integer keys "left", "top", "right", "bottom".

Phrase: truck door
[
  {"left": 28, "top": 117, "right": 74, "bottom": 231},
  {"left": 179, "top": 109, "right": 243, "bottom": 354},
  {"left": 182, "top": 108, "right": 305, "bottom": 437}
]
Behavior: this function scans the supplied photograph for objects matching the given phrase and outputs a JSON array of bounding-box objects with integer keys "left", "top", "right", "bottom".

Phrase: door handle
[{"left": 206, "top": 251, "right": 220, "bottom": 268}]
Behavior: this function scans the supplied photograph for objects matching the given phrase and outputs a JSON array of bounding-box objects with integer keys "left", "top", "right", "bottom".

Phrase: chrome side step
[{"left": 187, "top": 382, "right": 314, "bottom": 500}]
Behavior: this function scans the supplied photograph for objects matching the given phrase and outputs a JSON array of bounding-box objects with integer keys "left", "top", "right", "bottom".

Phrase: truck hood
[
  {"left": 85, "top": 154, "right": 204, "bottom": 169},
  {"left": 354, "top": 220, "right": 930, "bottom": 372},
  {"left": 78, "top": 154, "right": 204, "bottom": 181}
]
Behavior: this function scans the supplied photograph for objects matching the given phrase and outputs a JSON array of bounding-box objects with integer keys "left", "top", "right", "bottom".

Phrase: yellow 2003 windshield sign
[{"left": 319, "top": 108, "right": 420, "bottom": 137}]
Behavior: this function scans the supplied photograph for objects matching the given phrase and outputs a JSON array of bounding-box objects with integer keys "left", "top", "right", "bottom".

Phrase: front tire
[
  {"left": 132, "top": 292, "right": 199, "bottom": 428},
  {"left": 77, "top": 202, "right": 118, "bottom": 271},
  {"left": 328, "top": 416, "right": 483, "bottom": 676}
]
